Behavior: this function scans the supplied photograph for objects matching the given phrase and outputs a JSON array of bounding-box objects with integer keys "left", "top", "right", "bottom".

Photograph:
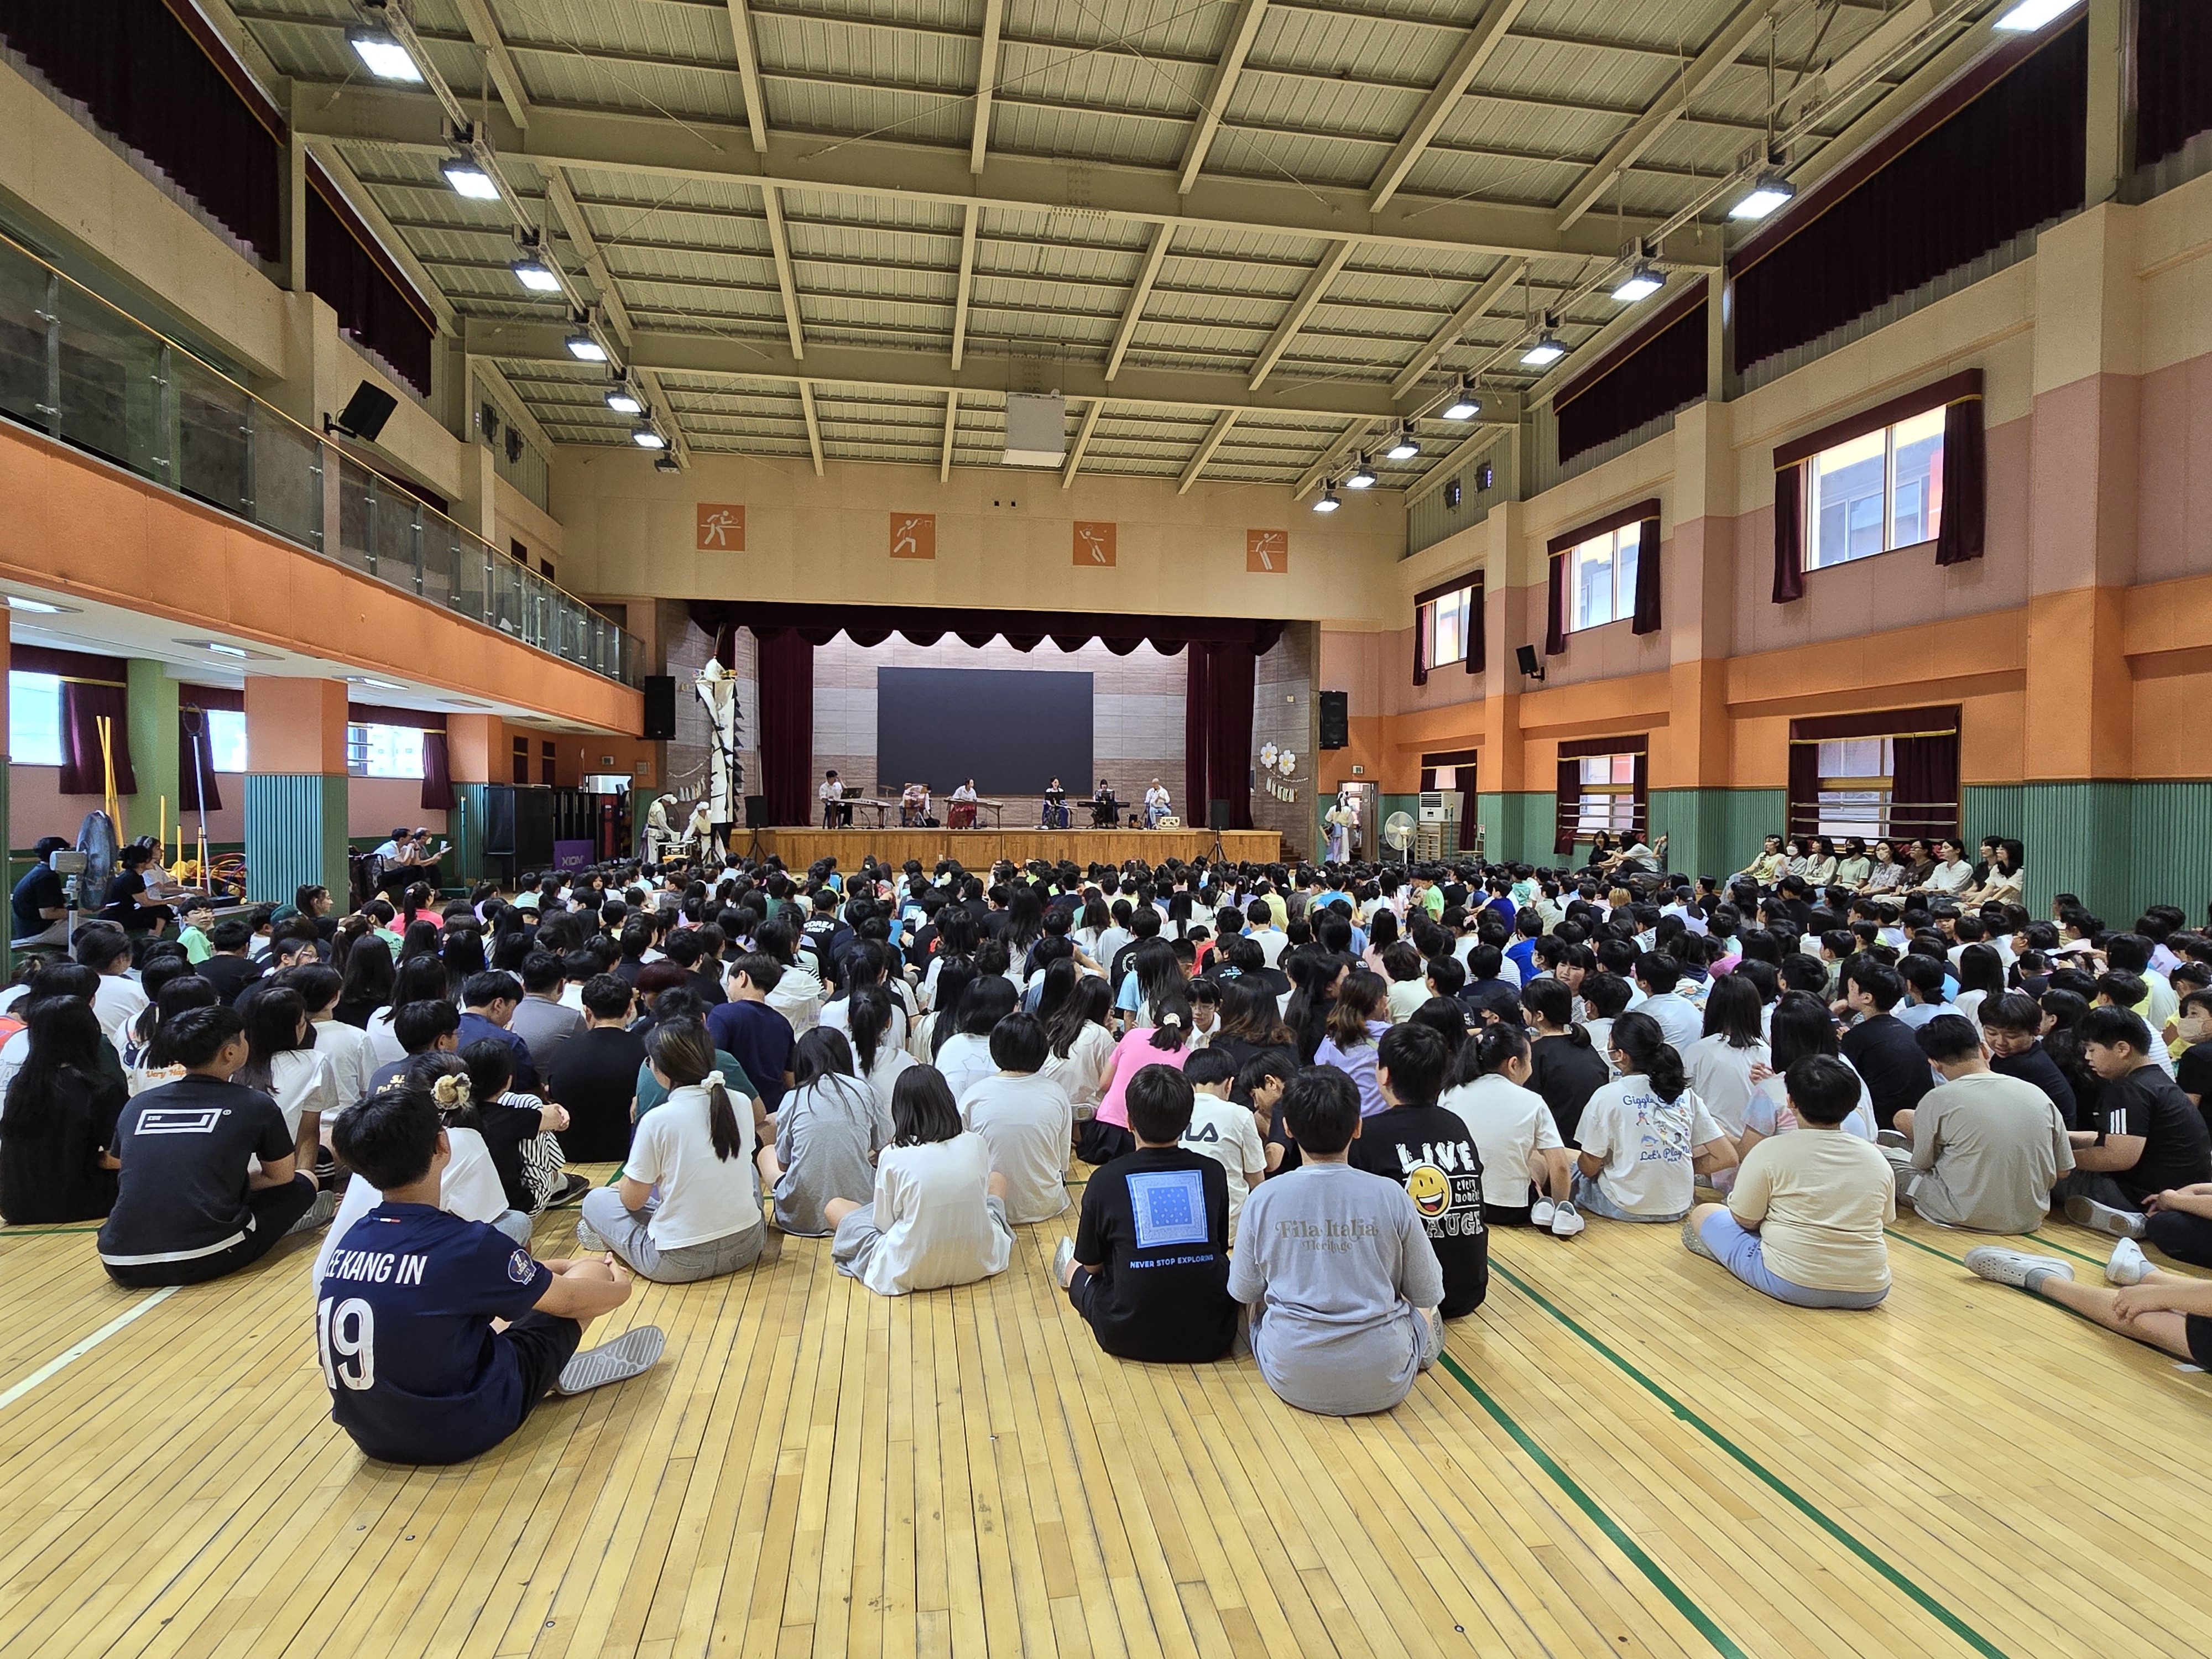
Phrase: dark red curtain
[
  {"left": 2140, "top": 0, "right": 2212, "bottom": 168},
  {"left": 1772, "top": 463, "right": 1806, "bottom": 603},
  {"left": 1786, "top": 742, "right": 1822, "bottom": 839},
  {"left": 1934, "top": 392, "right": 1985, "bottom": 567},
  {"left": 1733, "top": 18, "right": 2086, "bottom": 377},
  {"left": 178, "top": 709, "right": 220, "bottom": 813},
  {"left": 58, "top": 681, "right": 135, "bottom": 797},
  {"left": 420, "top": 729, "right": 456, "bottom": 812},
  {"left": 0, "top": 0, "right": 281, "bottom": 260},
  {"left": 758, "top": 629, "right": 816, "bottom": 826},
  {"left": 1630, "top": 515, "right": 1662, "bottom": 634},
  {"left": 695, "top": 601, "right": 1282, "bottom": 658},
  {"left": 1544, "top": 554, "right": 1567, "bottom": 656},
  {"left": 1553, "top": 756, "right": 1578, "bottom": 857},
  {"left": 1891, "top": 734, "right": 1961, "bottom": 844},
  {"left": 1411, "top": 603, "right": 1428, "bottom": 687},
  {"left": 305, "top": 185, "right": 434, "bottom": 398},
  {"left": 1556, "top": 296, "right": 1708, "bottom": 467},
  {"left": 1184, "top": 643, "right": 1257, "bottom": 831}
]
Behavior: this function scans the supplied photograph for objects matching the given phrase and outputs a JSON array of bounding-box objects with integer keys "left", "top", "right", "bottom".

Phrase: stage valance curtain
[{"left": 690, "top": 601, "right": 1284, "bottom": 657}]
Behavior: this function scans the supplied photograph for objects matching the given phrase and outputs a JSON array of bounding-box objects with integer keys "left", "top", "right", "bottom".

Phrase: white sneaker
[
  {"left": 1964, "top": 1246, "right": 2072, "bottom": 1292},
  {"left": 1052, "top": 1236, "right": 1076, "bottom": 1287},
  {"left": 1529, "top": 1198, "right": 1557, "bottom": 1228},
  {"left": 576, "top": 1219, "right": 607, "bottom": 1253},
  {"left": 1550, "top": 1200, "right": 1584, "bottom": 1237},
  {"left": 2106, "top": 1238, "right": 2150, "bottom": 1287}
]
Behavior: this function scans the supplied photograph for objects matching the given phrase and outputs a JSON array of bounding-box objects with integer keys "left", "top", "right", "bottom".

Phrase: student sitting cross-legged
[
  {"left": 758, "top": 1027, "right": 889, "bottom": 1237},
  {"left": 958, "top": 1011, "right": 1075, "bottom": 1224},
  {"left": 579, "top": 1018, "right": 773, "bottom": 1282},
  {"left": 1884, "top": 1015, "right": 2074, "bottom": 1233},
  {"left": 1228, "top": 1066, "right": 1446, "bottom": 1416},
  {"left": 826, "top": 1065, "right": 1015, "bottom": 1297},
  {"left": 1440, "top": 1022, "right": 1578, "bottom": 1237},
  {"left": 1683, "top": 1055, "right": 1894, "bottom": 1310},
  {"left": 1176, "top": 1048, "right": 1268, "bottom": 1237},
  {"left": 1350, "top": 1023, "right": 1489, "bottom": 1319},
  {"left": 97, "top": 1006, "right": 330, "bottom": 1287},
  {"left": 1051, "top": 1063, "right": 1239, "bottom": 1364},
  {"left": 1572, "top": 1011, "right": 1737, "bottom": 1224},
  {"left": 318, "top": 1080, "right": 662, "bottom": 1465}
]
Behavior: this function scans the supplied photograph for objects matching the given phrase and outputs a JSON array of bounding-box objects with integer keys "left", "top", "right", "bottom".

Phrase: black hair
[
  {"left": 3, "top": 999, "right": 108, "bottom": 1150},
  {"left": 461, "top": 1035, "right": 517, "bottom": 1099},
  {"left": 1844, "top": 959, "right": 1906, "bottom": 1011},
  {"left": 461, "top": 971, "right": 522, "bottom": 1008},
  {"left": 1784, "top": 1055, "right": 1860, "bottom": 1127},
  {"left": 1765, "top": 990, "right": 1840, "bottom": 1071},
  {"left": 1280, "top": 1065, "right": 1360, "bottom": 1156},
  {"left": 956, "top": 974, "right": 1020, "bottom": 1037},
  {"left": 891, "top": 1065, "right": 963, "bottom": 1146},
  {"left": 729, "top": 952, "right": 784, "bottom": 994},
  {"left": 1978, "top": 990, "right": 2043, "bottom": 1035},
  {"left": 394, "top": 998, "right": 462, "bottom": 1054},
  {"left": 792, "top": 1026, "right": 858, "bottom": 1090},
  {"left": 163, "top": 1005, "right": 246, "bottom": 1070},
  {"left": 332, "top": 1081, "right": 444, "bottom": 1191},
  {"left": 1914, "top": 1014, "right": 1983, "bottom": 1064},
  {"left": 1181, "top": 1047, "right": 1237, "bottom": 1089},
  {"left": 1125, "top": 1063, "right": 1198, "bottom": 1145},
  {"left": 648, "top": 1019, "right": 744, "bottom": 1160},
  {"left": 581, "top": 973, "right": 634, "bottom": 1019},
  {"left": 1519, "top": 977, "right": 1584, "bottom": 1040},
  {"left": 988, "top": 1011, "right": 1048, "bottom": 1073},
  {"left": 1700, "top": 974, "right": 1764, "bottom": 1048},
  {"left": 235, "top": 988, "right": 312, "bottom": 1092},
  {"left": 2078, "top": 1005, "right": 2153, "bottom": 1055},
  {"left": 1606, "top": 1010, "right": 1686, "bottom": 1100},
  {"left": 1376, "top": 1021, "right": 1446, "bottom": 1107},
  {"left": 1582, "top": 973, "right": 1633, "bottom": 1019}
]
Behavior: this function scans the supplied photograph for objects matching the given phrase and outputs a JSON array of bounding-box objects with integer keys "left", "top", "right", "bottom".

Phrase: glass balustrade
[{"left": 0, "top": 232, "right": 642, "bottom": 687}]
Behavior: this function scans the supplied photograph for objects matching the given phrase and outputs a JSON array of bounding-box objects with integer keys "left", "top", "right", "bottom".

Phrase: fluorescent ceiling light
[
  {"left": 1385, "top": 424, "right": 1420, "bottom": 461},
  {"left": 345, "top": 676, "right": 406, "bottom": 691},
  {"left": 2, "top": 594, "right": 78, "bottom": 614},
  {"left": 442, "top": 157, "right": 499, "bottom": 201},
  {"left": 632, "top": 427, "right": 668, "bottom": 449},
  {"left": 1520, "top": 332, "right": 1566, "bottom": 367},
  {"left": 205, "top": 643, "right": 248, "bottom": 659},
  {"left": 1344, "top": 454, "right": 1376, "bottom": 489},
  {"left": 1994, "top": 0, "right": 2080, "bottom": 29},
  {"left": 512, "top": 258, "right": 561, "bottom": 293},
  {"left": 347, "top": 27, "right": 421, "bottom": 82},
  {"left": 1611, "top": 265, "right": 1663, "bottom": 302},
  {"left": 565, "top": 332, "right": 609, "bottom": 363},
  {"left": 1311, "top": 486, "right": 1340, "bottom": 513},
  {"left": 605, "top": 387, "right": 644, "bottom": 415},
  {"left": 1729, "top": 173, "right": 1796, "bottom": 220}
]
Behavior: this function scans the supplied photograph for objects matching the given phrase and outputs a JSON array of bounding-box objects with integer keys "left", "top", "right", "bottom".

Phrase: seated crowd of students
[{"left": 4, "top": 837, "right": 2209, "bottom": 1465}]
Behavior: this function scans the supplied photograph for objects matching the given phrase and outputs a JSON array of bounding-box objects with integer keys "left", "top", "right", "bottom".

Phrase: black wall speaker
[
  {"left": 1318, "top": 690, "right": 1349, "bottom": 750},
  {"left": 1516, "top": 644, "right": 1544, "bottom": 679},
  {"left": 513, "top": 787, "right": 556, "bottom": 867},
  {"left": 641, "top": 675, "right": 677, "bottom": 739},
  {"left": 332, "top": 380, "right": 398, "bottom": 443},
  {"left": 1208, "top": 799, "right": 1233, "bottom": 831},
  {"left": 482, "top": 785, "right": 516, "bottom": 856},
  {"left": 744, "top": 794, "right": 771, "bottom": 829}
]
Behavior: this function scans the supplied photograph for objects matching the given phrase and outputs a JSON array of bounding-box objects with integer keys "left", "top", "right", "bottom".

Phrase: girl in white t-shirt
[
  {"left": 578, "top": 1020, "right": 770, "bottom": 1282},
  {"left": 1440, "top": 1024, "right": 1575, "bottom": 1232},
  {"left": 1041, "top": 977, "right": 1116, "bottom": 1119},
  {"left": 826, "top": 1066, "right": 1014, "bottom": 1297},
  {"left": 1681, "top": 974, "right": 1770, "bottom": 1139},
  {"left": 846, "top": 985, "right": 917, "bottom": 1122},
  {"left": 1573, "top": 1012, "right": 1737, "bottom": 1223}
]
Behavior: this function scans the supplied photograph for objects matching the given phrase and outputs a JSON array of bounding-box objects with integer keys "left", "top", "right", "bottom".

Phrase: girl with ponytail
[
  {"left": 576, "top": 1018, "right": 773, "bottom": 1281},
  {"left": 1439, "top": 1023, "right": 1578, "bottom": 1233},
  {"left": 846, "top": 984, "right": 917, "bottom": 1119},
  {"left": 1571, "top": 1010, "right": 1736, "bottom": 1222}
]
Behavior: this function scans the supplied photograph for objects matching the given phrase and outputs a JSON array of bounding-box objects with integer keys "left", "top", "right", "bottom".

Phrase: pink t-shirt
[{"left": 1095, "top": 1025, "right": 1194, "bottom": 1128}]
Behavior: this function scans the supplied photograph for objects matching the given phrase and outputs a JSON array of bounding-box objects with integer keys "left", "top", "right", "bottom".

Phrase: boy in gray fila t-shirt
[{"left": 1229, "top": 1066, "right": 1446, "bottom": 1416}]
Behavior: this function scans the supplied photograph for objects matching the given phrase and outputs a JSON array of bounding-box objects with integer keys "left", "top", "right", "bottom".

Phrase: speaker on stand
[
  {"left": 1318, "top": 690, "right": 1349, "bottom": 750},
  {"left": 641, "top": 676, "right": 677, "bottom": 740}
]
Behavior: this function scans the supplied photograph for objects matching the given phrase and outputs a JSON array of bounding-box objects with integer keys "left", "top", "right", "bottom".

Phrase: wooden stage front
[{"left": 749, "top": 827, "right": 1281, "bottom": 869}]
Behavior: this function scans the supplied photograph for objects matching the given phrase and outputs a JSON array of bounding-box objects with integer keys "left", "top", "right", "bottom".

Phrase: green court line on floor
[
  {"left": 1488, "top": 1255, "right": 2012, "bottom": 1659},
  {"left": 1885, "top": 1227, "right": 1968, "bottom": 1265},
  {"left": 1432, "top": 1349, "right": 1751, "bottom": 1659},
  {"left": 0, "top": 1226, "right": 103, "bottom": 1237}
]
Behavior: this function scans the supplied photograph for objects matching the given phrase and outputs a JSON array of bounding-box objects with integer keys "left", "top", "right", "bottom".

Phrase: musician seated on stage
[
  {"left": 819, "top": 770, "right": 851, "bottom": 828},
  {"left": 1091, "top": 780, "right": 1119, "bottom": 829},
  {"left": 1041, "top": 779, "right": 1069, "bottom": 829},
  {"left": 949, "top": 780, "right": 980, "bottom": 829},
  {"left": 900, "top": 783, "right": 932, "bottom": 827}
]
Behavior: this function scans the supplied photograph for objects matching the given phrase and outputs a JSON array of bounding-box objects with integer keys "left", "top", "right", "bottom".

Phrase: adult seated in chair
[
  {"left": 1041, "top": 779, "right": 1069, "bottom": 830},
  {"left": 948, "top": 780, "right": 979, "bottom": 830},
  {"left": 11, "top": 836, "right": 72, "bottom": 952},
  {"left": 819, "top": 770, "right": 851, "bottom": 828},
  {"left": 1142, "top": 779, "right": 1172, "bottom": 828},
  {"left": 900, "top": 782, "right": 932, "bottom": 826},
  {"left": 1091, "top": 781, "right": 1119, "bottom": 828}
]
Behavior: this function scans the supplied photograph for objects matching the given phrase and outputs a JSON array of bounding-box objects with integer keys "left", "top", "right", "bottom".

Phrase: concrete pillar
[
  {"left": 242, "top": 677, "right": 350, "bottom": 906},
  {"left": 122, "top": 660, "right": 179, "bottom": 857},
  {"left": 443, "top": 712, "right": 510, "bottom": 883}
]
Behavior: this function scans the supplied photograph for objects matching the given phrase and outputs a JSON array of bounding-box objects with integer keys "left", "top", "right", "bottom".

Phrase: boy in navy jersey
[{"left": 319, "top": 1082, "right": 665, "bottom": 1464}]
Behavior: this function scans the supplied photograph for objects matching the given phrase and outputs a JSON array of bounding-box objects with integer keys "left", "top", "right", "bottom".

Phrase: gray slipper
[
  {"left": 555, "top": 1325, "right": 666, "bottom": 1395},
  {"left": 1680, "top": 1216, "right": 1720, "bottom": 1263}
]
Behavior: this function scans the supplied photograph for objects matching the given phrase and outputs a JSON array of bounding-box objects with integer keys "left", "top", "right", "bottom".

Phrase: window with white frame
[
  {"left": 1807, "top": 408, "right": 1945, "bottom": 570},
  {"left": 1568, "top": 521, "right": 1641, "bottom": 632},
  {"left": 1420, "top": 583, "right": 1476, "bottom": 668},
  {"left": 1814, "top": 737, "right": 1893, "bottom": 837},
  {"left": 7, "top": 672, "right": 63, "bottom": 766},
  {"left": 347, "top": 723, "right": 425, "bottom": 780},
  {"left": 205, "top": 709, "right": 248, "bottom": 773},
  {"left": 1573, "top": 754, "right": 1641, "bottom": 834}
]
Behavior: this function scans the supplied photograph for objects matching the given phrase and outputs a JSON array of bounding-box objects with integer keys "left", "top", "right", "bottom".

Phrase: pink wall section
[
  {"left": 2135, "top": 351, "right": 2212, "bottom": 585},
  {"left": 8, "top": 766, "right": 444, "bottom": 847}
]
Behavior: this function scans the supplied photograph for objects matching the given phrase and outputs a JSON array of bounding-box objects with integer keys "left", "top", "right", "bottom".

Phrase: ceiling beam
[
  {"left": 462, "top": 316, "right": 1510, "bottom": 422},
  {"left": 1105, "top": 223, "right": 1172, "bottom": 382},
  {"left": 542, "top": 172, "right": 633, "bottom": 345},
  {"left": 1366, "top": 0, "right": 1528, "bottom": 213},
  {"left": 1178, "top": 410, "right": 1239, "bottom": 494},
  {"left": 971, "top": 0, "right": 1005, "bottom": 175},
  {"left": 1061, "top": 399, "right": 1105, "bottom": 489},
  {"left": 940, "top": 390, "right": 958, "bottom": 481},
  {"left": 290, "top": 86, "right": 1711, "bottom": 265},
  {"left": 951, "top": 204, "right": 978, "bottom": 369},
  {"left": 1176, "top": 0, "right": 1270, "bottom": 195},
  {"left": 797, "top": 380, "right": 824, "bottom": 476},
  {"left": 1295, "top": 418, "right": 1374, "bottom": 498},
  {"left": 760, "top": 186, "right": 806, "bottom": 358},
  {"left": 1553, "top": 0, "right": 1777, "bottom": 232},
  {"left": 1391, "top": 257, "right": 1524, "bottom": 399},
  {"left": 723, "top": 0, "right": 771, "bottom": 154},
  {"left": 1249, "top": 241, "right": 1354, "bottom": 390},
  {"left": 633, "top": 368, "right": 691, "bottom": 467},
  {"left": 450, "top": 0, "right": 531, "bottom": 131}
]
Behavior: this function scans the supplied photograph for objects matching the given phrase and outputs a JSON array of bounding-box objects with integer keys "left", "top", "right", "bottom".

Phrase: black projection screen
[{"left": 875, "top": 667, "right": 1093, "bottom": 795}]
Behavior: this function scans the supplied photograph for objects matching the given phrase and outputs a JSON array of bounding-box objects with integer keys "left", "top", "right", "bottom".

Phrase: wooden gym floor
[{"left": 2, "top": 1175, "right": 2206, "bottom": 1659}]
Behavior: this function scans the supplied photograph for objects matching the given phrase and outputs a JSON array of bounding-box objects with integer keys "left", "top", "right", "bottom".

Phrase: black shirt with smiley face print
[{"left": 1348, "top": 1103, "right": 1488, "bottom": 1318}]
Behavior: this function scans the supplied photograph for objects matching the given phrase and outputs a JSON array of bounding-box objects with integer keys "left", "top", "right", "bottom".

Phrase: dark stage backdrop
[{"left": 875, "top": 667, "right": 1094, "bottom": 795}]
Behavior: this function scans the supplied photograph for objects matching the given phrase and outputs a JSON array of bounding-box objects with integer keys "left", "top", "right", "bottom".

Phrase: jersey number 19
[{"left": 317, "top": 1297, "right": 376, "bottom": 1391}]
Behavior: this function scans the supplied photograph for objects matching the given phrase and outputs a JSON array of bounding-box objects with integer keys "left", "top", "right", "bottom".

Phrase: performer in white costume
[
  {"left": 695, "top": 660, "right": 742, "bottom": 844},
  {"left": 1324, "top": 787, "right": 1359, "bottom": 863},
  {"left": 687, "top": 801, "right": 718, "bottom": 863},
  {"left": 642, "top": 793, "right": 677, "bottom": 865}
]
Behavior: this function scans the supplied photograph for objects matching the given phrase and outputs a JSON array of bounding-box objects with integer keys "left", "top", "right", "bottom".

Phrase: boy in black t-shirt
[
  {"left": 2057, "top": 1005, "right": 2212, "bottom": 1220},
  {"left": 1052, "top": 1064, "right": 1238, "bottom": 1364},
  {"left": 97, "top": 1006, "right": 328, "bottom": 1287},
  {"left": 320, "top": 1081, "right": 662, "bottom": 1465},
  {"left": 1347, "top": 1024, "right": 1488, "bottom": 1318}
]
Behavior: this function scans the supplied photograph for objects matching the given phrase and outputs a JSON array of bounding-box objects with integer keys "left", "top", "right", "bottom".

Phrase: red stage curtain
[
  {"left": 758, "top": 629, "right": 816, "bottom": 826},
  {"left": 1544, "top": 554, "right": 1567, "bottom": 656},
  {"left": 1556, "top": 295, "right": 1708, "bottom": 467},
  {"left": 1786, "top": 741, "right": 1822, "bottom": 839},
  {"left": 1184, "top": 641, "right": 1259, "bottom": 832},
  {"left": 1891, "top": 733, "right": 1962, "bottom": 844},
  {"left": 1553, "top": 756, "right": 1578, "bottom": 856},
  {"left": 1934, "top": 391, "right": 1985, "bottom": 567},
  {"left": 59, "top": 682, "right": 135, "bottom": 797},
  {"left": 1772, "top": 463, "right": 1806, "bottom": 603},
  {"left": 2139, "top": 0, "right": 2212, "bottom": 168},
  {"left": 419, "top": 729, "right": 456, "bottom": 812},
  {"left": 1631, "top": 514, "right": 1663, "bottom": 634}
]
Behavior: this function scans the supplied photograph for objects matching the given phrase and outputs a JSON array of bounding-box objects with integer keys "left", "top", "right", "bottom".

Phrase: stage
[{"left": 747, "top": 827, "right": 1282, "bottom": 870}]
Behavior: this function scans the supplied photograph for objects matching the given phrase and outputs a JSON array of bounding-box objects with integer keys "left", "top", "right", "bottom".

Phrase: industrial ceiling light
[
  {"left": 512, "top": 255, "right": 561, "bottom": 293},
  {"left": 442, "top": 154, "right": 499, "bottom": 201},
  {"left": 1311, "top": 483, "right": 1341, "bottom": 513},
  {"left": 1611, "top": 263, "right": 1664, "bottom": 302},
  {"left": 1344, "top": 453, "right": 1377, "bottom": 489},
  {"left": 1729, "top": 171, "right": 1796, "bottom": 220},
  {"left": 1441, "top": 378, "right": 1480, "bottom": 421},
  {"left": 654, "top": 452, "right": 683, "bottom": 474},
  {"left": 1994, "top": 0, "right": 2080, "bottom": 29},
  {"left": 604, "top": 382, "right": 644, "bottom": 415},
  {"left": 1385, "top": 422, "right": 1420, "bottom": 461},
  {"left": 565, "top": 330, "right": 609, "bottom": 363},
  {"left": 347, "top": 25, "right": 421, "bottom": 82},
  {"left": 1520, "top": 327, "right": 1566, "bottom": 368},
  {"left": 631, "top": 426, "right": 668, "bottom": 450}
]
